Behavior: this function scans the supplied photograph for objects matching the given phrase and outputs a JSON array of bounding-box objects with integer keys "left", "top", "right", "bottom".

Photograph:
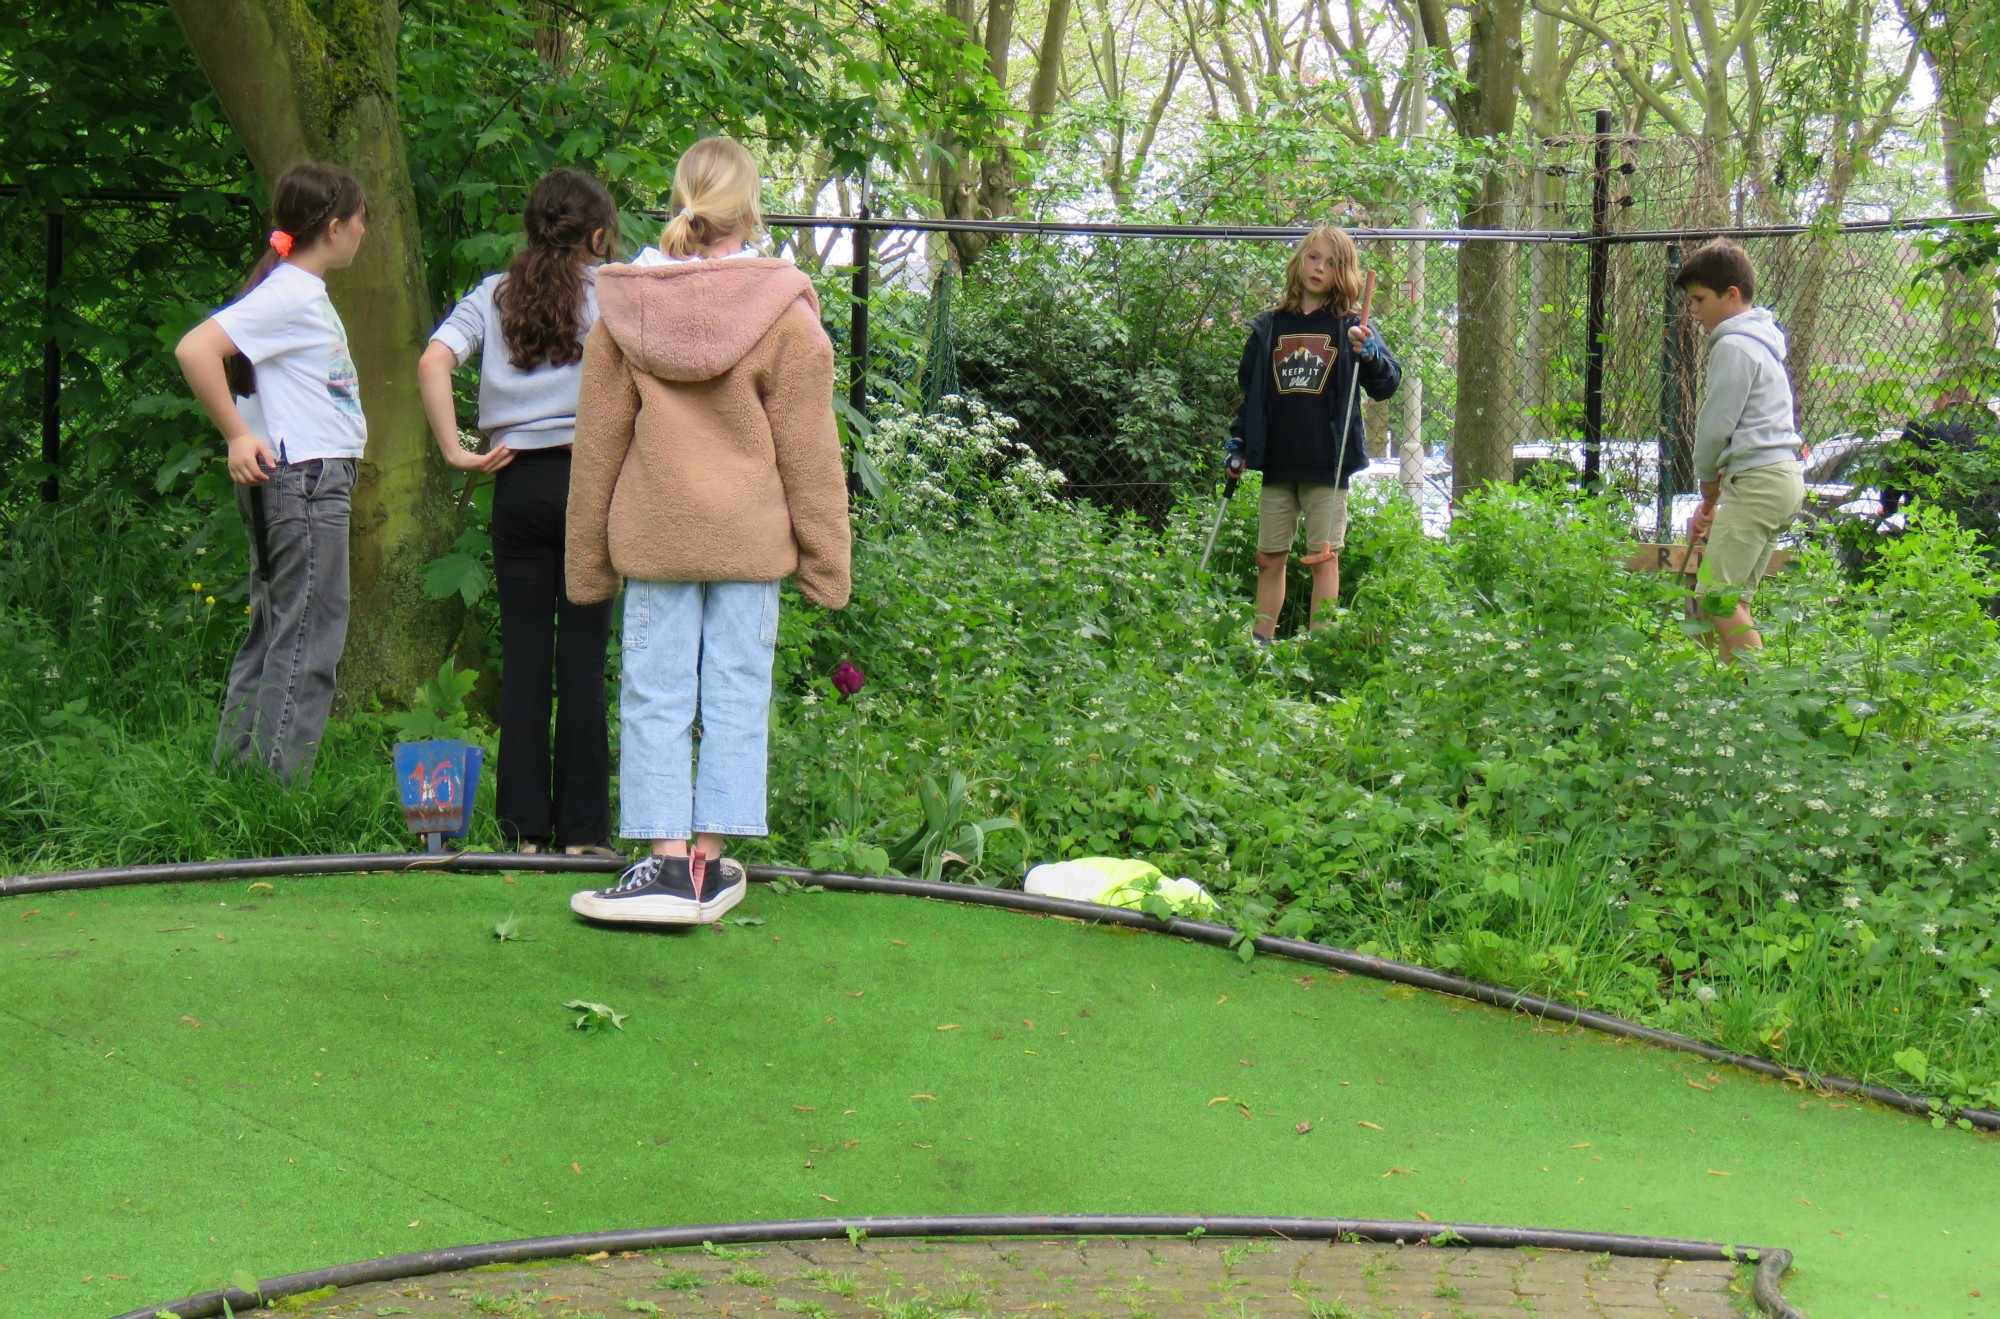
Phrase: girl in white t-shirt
[{"left": 175, "top": 162, "right": 369, "bottom": 785}]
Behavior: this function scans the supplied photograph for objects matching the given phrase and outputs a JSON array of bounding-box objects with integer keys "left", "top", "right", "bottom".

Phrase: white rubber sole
[{"left": 569, "top": 863, "right": 748, "bottom": 926}]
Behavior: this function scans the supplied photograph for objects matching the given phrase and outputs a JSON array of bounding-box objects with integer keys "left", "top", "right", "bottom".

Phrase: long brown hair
[
  {"left": 658, "top": 137, "right": 763, "bottom": 259},
  {"left": 495, "top": 169, "right": 619, "bottom": 370},
  {"left": 1277, "top": 223, "right": 1364, "bottom": 316},
  {"left": 225, "top": 163, "right": 367, "bottom": 395}
]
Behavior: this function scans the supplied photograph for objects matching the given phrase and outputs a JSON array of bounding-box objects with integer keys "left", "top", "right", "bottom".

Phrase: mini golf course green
[{"left": 3, "top": 870, "right": 1997, "bottom": 1319}]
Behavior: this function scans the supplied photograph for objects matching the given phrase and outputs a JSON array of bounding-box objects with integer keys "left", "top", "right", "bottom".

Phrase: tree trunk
[
  {"left": 1937, "top": 98, "right": 1997, "bottom": 377},
  {"left": 169, "top": 0, "right": 457, "bottom": 713},
  {"left": 1441, "top": 0, "right": 1526, "bottom": 499}
]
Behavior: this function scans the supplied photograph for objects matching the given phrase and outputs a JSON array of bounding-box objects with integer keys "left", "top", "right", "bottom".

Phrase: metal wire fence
[
  {"left": 767, "top": 210, "right": 1988, "bottom": 537},
  {"left": 6, "top": 155, "right": 1992, "bottom": 543}
]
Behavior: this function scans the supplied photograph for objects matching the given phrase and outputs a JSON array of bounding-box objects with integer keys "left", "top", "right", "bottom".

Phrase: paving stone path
[{"left": 270, "top": 1235, "right": 1750, "bottom": 1319}]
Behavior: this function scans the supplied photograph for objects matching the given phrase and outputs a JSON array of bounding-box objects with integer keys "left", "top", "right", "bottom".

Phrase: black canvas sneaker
[{"left": 570, "top": 852, "right": 747, "bottom": 925}]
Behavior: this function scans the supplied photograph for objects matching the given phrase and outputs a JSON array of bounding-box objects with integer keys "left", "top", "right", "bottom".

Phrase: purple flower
[{"left": 832, "top": 662, "right": 866, "bottom": 696}]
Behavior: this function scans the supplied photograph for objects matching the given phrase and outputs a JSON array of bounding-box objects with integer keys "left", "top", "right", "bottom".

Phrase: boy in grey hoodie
[{"left": 1676, "top": 239, "right": 1806, "bottom": 662}]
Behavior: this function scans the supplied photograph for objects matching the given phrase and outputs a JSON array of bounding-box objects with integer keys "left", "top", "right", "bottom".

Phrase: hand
[
  {"left": 1348, "top": 325, "right": 1383, "bottom": 360},
  {"left": 226, "top": 432, "right": 277, "bottom": 485},
  {"left": 1224, "top": 445, "right": 1246, "bottom": 479},
  {"left": 443, "top": 442, "right": 514, "bottom": 473},
  {"left": 1690, "top": 500, "right": 1717, "bottom": 543}
]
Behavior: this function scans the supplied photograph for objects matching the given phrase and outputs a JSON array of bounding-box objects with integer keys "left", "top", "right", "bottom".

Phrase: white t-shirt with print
[{"left": 211, "top": 262, "right": 368, "bottom": 463}]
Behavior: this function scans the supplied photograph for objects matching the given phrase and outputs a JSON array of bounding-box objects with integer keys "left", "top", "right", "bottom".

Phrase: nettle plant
[{"left": 862, "top": 396, "right": 1064, "bottom": 526}]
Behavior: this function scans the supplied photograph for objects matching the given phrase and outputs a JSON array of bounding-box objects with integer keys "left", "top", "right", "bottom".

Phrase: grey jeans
[{"left": 215, "top": 458, "right": 355, "bottom": 784}]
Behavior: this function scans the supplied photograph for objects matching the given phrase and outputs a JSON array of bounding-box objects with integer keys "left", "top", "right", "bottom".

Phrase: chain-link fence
[
  {"left": 773, "top": 204, "right": 1989, "bottom": 537},
  {"left": 6, "top": 157, "right": 1991, "bottom": 540}
]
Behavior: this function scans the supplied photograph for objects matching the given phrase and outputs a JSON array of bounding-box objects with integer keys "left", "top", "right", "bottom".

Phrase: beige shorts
[
  {"left": 1698, "top": 461, "right": 1805, "bottom": 595},
  {"left": 1257, "top": 483, "right": 1348, "bottom": 556}
]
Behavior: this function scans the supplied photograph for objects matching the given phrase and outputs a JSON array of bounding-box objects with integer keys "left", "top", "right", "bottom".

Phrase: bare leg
[
  {"left": 1254, "top": 551, "right": 1288, "bottom": 639},
  {"left": 1702, "top": 601, "right": 1763, "bottom": 664},
  {"left": 1308, "top": 552, "right": 1340, "bottom": 628}
]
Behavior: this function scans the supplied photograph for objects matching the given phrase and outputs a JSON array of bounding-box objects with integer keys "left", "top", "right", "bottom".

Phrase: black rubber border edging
[
  {"left": 103, "top": 1214, "right": 1802, "bottom": 1319},
  {"left": 9, "top": 851, "right": 1995, "bottom": 1132}
]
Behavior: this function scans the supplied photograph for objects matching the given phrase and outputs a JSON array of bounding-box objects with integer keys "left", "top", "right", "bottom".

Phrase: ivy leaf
[
  {"left": 423, "top": 551, "right": 491, "bottom": 605},
  {"left": 565, "top": 999, "right": 628, "bottom": 1031}
]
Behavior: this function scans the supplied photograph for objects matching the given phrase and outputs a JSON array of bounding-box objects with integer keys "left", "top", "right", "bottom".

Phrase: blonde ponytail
[{"left": 659, "top": 137, "right": 764, "bottom": 258}]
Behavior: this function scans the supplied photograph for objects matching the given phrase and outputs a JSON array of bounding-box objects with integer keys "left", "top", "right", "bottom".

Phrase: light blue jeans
[{"left": 618, "top": 579, "right": 779, "bottom": 840}]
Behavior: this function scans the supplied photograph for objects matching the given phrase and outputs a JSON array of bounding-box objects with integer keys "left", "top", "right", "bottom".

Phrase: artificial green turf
[{"left": 2, "top": 873, "right": 1996, "bottom": 1319}]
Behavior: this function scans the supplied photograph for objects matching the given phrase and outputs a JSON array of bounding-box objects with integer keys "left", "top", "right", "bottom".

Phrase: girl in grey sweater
[{"left": 418, "top": 169, "right": 621, "bottom": 854}]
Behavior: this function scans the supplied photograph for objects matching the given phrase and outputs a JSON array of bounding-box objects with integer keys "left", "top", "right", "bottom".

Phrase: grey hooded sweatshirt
[{"left": 1693, "top": 307, "right": 1803, "bottom": 484}]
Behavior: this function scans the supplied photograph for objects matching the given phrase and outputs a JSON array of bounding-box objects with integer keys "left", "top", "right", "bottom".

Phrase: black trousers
[{"left": 491, "top": 448, "right": 613, "bottom": 847}]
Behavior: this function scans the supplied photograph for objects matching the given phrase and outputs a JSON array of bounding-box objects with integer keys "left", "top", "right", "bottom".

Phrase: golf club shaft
[
  {"left": 1198, "top": 476, "right": 1236, "bottom": 571},
  {"left": 1331, "top": 273, "right": 1379, "bottom": 528}
]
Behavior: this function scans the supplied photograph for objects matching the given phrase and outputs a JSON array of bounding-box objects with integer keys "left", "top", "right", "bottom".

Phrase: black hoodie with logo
[{"left": 1228, "top": 302, "right": 1402, "bottom": 487}]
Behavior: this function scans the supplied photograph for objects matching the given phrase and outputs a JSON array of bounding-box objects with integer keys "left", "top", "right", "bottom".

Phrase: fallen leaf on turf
[
  {"left": 793, "top": 1104, "right": 817, "bottom": 1111},
  {"left": 572, "top": 1162, "right": 583, "bottom": 1174},
  {"left": 914, "top": 1141, "right": 931, "bottom": 1149},
  {"left": 1705, "top": 1169, "right": 1731, "bottom": 1176},
  {"left": 846, "top": 991, "right": 865, "bottom": 997},
  {"left": 1357, "top": 1120, "right": 1383, "bottom": 1130},
  {"left": 1022, "top": 1019, "right": 1034, "bottom": 1028},
  {"left": 1570, "top": 1143, "right": 1592, "bottom": 1149},
  {"left": 407, "top": 1220, "right": 420, "bottom": 1228},
  {"left": 817, "top": 1193, "right": 838, "bottom": 1202},
  {"left": 912, "top": 1093, "right": 937, "bottom": 1101},
  {"left": 248, "top": 883, "right": 274, "bottom": 893},
  {"left": 843, "top": 1140, "right": 859, "bottom": 1149},
  {"left": 937, "top": 1024, "right": 961, "bottom": 1031},
  {"left": 180, "top": 1016, "right": 200, "bottom": 1028},
  {"left": 823, "top": 1016, "right": 835, "bottom": 1024},
  {"left": 157, "top": 926, "right": 193, "bottom": 933},
  {"left": 1382, "top": 1168, "right": 1417, "bottom": 1177},
  {"left": 1208, "top": 1097, "right": 1232, "bottom": 1106},
  {"left": 1415, "top": 1212, "right": 1432, "bottom": 1222},
  {"left": 584, "top": 1251, "right": 608, "bottom": 1261},
  {"left": 1295, "top": 1122, "right": 1312, "bottom": 1134},
  {"left": 1687, "top": 1079, "right": 1714, "bottom": 1091},
  {"left": 891, "top": 940, "right": 908, "bottom": 947},
  {"left": 1216, "top": 995, "right": 1228, "bottom": 1005}
]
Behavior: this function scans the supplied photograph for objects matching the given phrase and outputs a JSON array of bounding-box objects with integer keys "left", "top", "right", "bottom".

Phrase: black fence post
[
  {"left": 849, "top": 207, "right": 870, "bottom": 418},
  {"left": 1582, "top": 107, "right": 1613, "bottom": 486},
  {"left": 1658, "top": 242, "right": 1683, "bottom": 535},
  {"left": 40, "top": 205, "right": 64, "bottom": 503},
  {"left": 846, "top": 206, "right": 871, "bottom": 499}
]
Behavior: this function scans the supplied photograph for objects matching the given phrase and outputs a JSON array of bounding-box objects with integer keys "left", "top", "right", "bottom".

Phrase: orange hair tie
[{"left": 268, "top": 230, "right": 294, "bottom": 257}]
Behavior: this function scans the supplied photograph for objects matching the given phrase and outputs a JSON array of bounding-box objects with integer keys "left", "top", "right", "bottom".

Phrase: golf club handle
[{"left": 1359, "top": 270, "right": 1377, "bottom": 328}]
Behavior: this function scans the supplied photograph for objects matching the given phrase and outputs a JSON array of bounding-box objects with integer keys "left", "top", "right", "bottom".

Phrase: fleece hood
[
  {"left": 595, "top": 257, "right": 820, "bottom": 382},
  {"left": 1709, "top": 305, "right": 1790, "bottom": 363}
]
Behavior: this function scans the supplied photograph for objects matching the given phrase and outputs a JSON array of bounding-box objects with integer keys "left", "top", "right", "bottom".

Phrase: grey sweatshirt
[
  {"left": 1693, "top": 306, "right": 1803, "bottom": 484},
  {"left": 429, "top": 270, "right": 599, "bottom": 450}
]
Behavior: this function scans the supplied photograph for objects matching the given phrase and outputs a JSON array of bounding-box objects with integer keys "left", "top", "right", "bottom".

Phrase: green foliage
[
  {"left": 564, "top": 999, "right": 627, "bottom": 1031},
  {"left": 381, "top": 660, "right": 484, "bottom": 744},
  {"left": 862, "top": 397, "right": 1063, "bottom": 528},
  {"left": 951, "top": 239, "right": 1248, "bottom": 521}
]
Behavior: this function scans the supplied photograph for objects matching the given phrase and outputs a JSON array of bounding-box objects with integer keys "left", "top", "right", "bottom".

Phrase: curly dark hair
[{"left": 495, "top": 169, "right": 620, "bottom": 370}]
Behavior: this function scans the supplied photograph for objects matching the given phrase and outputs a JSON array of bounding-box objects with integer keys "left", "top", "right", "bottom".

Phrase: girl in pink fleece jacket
[{"left": 566, "top": 137, "right": 851, "bottom": 927}]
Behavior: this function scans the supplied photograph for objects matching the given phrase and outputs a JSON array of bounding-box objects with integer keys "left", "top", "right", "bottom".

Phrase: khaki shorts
[
  {"left": 1257, "top": 482, "right": 1348, "bottom": 556},
  {"left": 1698, "top": 461, "right": 1805, "bottom": 595}
]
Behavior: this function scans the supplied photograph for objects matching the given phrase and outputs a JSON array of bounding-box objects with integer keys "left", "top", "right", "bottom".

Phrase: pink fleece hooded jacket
[{"left": 564, "top": 256, "right": 851, "bottom": 609}]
